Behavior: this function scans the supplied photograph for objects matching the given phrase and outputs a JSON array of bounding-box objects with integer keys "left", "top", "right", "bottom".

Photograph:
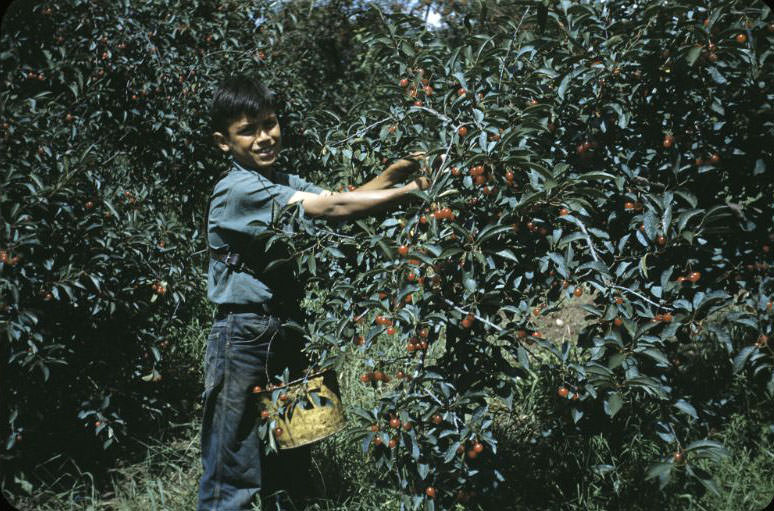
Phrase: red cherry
[
  {"left": 274, "top": 427, "right": 283, "bottom": 437},
  {"left": 473, "top": 442, "right": 484, "bottom": 453},
  {"left": 558, "top": 386, "right": 569, "bottom": 398},
  {"left": 373, "top": 436, "right": 383, "bottom": 446},
  {"left": 387, "top": 327, "right": 396, "bottom": 335},
  {"left": 388, "top": 437, "right": 398, "bottom": 448},
  {"left": 689, "top": 272, "right": 701, "bottom": 282},
  {"left": 252, "top": 385, "right": 263, "bottom": 393},
  {"left": 458, "top": 126, "right": 468, "bottom": 137},
  {"left": 360, "top": 373, "right": 371, "bottom": 383},
  {"left": 457, "top": 87, "right": 466, "bottom": 96},
  {"left": 398, "top": 245, "right": 409, "bottom": 256},
  {"left": 390, "top": 417, "right": 401, "bottom": 429},
  {"left": 432, "top": 414, "right": 442, "bottom": 425},
  {"left": 399, "top": 78, "right": 409, "bottom": 87},
  {"left": 425, "top": 487, "right": 436, "bottom": 498},
  {"left": 663, "top": 135, "right": 674, "bottom": 148},
  {"left": 573, "top": 287, "right": 583, "bottom": 297},
  {"left": 735, "top": 33, "right": 747, "bottom": 44},
  {"left": 261, "top": 409, "right": 270, "bottom": 419}
]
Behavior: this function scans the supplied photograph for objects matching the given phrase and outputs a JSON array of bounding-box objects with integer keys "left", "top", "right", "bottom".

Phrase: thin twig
[
  {"left": 609, "top": 284, "right": 672, "bottom": 310},
  {"left": 327, "top": 117, "right": 393, "bottom": 147},
  {"left": 440, "top": 297, "right": 503, "bottom": 333}
]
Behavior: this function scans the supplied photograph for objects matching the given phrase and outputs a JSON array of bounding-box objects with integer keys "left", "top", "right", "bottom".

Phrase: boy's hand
[
  {"left": 386, "top": 151, "right": 427, "bottom": 182},
  {"left": 408, "top": 176, "right": 431, "bottom": 191}
]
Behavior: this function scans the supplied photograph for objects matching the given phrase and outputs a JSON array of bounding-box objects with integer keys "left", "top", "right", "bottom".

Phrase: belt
[{"left": 215, "top": 302, "right": 273, "bottom": 318}]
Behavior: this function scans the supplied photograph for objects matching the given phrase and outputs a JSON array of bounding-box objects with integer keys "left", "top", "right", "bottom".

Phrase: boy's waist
[{"left": 216, "top": 302, "right": 273, "bottom": 316}]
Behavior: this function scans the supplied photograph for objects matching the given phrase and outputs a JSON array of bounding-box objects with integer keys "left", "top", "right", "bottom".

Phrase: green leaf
[
  {"left": 733, "top": 346, "right": 756, "bottom": 373},
  {"left": 685, "top": 45, "right": 702, "bottom": 67},
  {"left": 605, "top": 392, "right": 623, "bottom": 418},
  {"left": 495, "top": 249, "right": 518, "bottom": 262},
  {"left": 645, "top": 462, "right": 673, "bottom": 481},
  {"left": 674, "top": 398, "right": 698, "bottom": 420}
]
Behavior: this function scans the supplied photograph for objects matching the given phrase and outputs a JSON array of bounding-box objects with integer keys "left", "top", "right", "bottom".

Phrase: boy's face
[{"left": 214, "top": 109, "right": 281, "bottom": 173}]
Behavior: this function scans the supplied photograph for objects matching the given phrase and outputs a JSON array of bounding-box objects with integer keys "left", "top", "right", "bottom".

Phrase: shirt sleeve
[{"left": 285, "top": 173, "right": 325, "bottom": 194}]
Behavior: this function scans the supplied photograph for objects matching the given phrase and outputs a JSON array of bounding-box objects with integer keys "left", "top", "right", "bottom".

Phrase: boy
[{"left": 198, "top": 75, "right": 430, "bottom": 511}]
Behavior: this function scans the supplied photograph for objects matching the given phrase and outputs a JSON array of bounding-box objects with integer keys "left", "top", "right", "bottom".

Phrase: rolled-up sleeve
[{"left": 286, "top": 173, "right": 325, "bottom": 195}]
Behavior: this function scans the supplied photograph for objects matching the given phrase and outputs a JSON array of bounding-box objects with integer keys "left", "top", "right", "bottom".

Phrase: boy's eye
[{"left": 240, "top": 119, "right": 276, "bottom": 133}]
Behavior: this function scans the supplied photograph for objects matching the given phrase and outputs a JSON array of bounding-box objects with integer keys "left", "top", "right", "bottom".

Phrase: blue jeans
[{"left": 197, "top": 311, "right": 315, "bottom": 511}]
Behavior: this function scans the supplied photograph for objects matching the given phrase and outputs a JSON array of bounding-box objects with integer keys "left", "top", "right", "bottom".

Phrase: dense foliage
[{"left": 1, "top": 0, "right": 772, "bottom": 509}]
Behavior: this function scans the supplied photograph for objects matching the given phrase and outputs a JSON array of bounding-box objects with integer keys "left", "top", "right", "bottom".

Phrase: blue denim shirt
[{"left": 206, "top": 158, "right": 324, "bottom": 306}]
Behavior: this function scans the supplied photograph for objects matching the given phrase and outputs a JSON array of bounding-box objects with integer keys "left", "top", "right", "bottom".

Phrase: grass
[{"left": 3, "top": 285, "right": 773, "bottom": 510}]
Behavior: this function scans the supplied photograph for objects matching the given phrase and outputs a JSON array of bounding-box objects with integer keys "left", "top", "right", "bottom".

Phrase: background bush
[{"left": 1, "top": 0, "right": 772, "bottom": 509}]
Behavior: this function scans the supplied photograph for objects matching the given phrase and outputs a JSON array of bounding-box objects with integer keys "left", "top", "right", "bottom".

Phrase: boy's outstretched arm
[{"left": 288, "top": 176, "right": 430, "bottom": 221}]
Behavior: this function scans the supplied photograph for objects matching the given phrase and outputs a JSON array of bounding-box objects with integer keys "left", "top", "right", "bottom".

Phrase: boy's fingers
[{"left": 413, "top": 176, "right": 431, "bottom": 190}]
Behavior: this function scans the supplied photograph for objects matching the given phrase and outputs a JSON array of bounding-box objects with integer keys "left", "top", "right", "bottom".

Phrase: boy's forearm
[
  {"left": 356, "top": 169, "right": 394, "bottom": 191},
  {"left": 328, "top": 186, "right": 413, "bottom": 219}
]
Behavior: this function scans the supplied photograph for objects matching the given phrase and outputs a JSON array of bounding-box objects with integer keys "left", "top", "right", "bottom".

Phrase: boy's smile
[{"left": 214, "top": 109, "right": 282, "bottom": 177}]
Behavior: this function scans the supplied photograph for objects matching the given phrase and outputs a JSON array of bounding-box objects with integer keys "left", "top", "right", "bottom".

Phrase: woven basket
[{"left": 257, "top": 369, "right": 347, "bottom": 449}]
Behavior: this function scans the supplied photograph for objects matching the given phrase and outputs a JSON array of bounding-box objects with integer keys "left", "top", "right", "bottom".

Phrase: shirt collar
[{"left": 231, "top": 157, "right": 276, "bottom": 182}]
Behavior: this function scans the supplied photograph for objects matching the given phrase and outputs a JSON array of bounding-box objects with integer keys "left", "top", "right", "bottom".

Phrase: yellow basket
[{"left": 257, "top": 369, "right": 347, "bottom": 449}]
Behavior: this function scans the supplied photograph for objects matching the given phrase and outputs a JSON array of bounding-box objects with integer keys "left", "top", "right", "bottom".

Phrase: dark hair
[{"left": 209, "top": 75, "right": 284, "bottom": 138}]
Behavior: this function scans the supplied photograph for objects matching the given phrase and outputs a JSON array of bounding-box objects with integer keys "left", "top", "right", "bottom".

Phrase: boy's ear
[{"left": 212, "top": 132, "right": 230, "bottom": 153}]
